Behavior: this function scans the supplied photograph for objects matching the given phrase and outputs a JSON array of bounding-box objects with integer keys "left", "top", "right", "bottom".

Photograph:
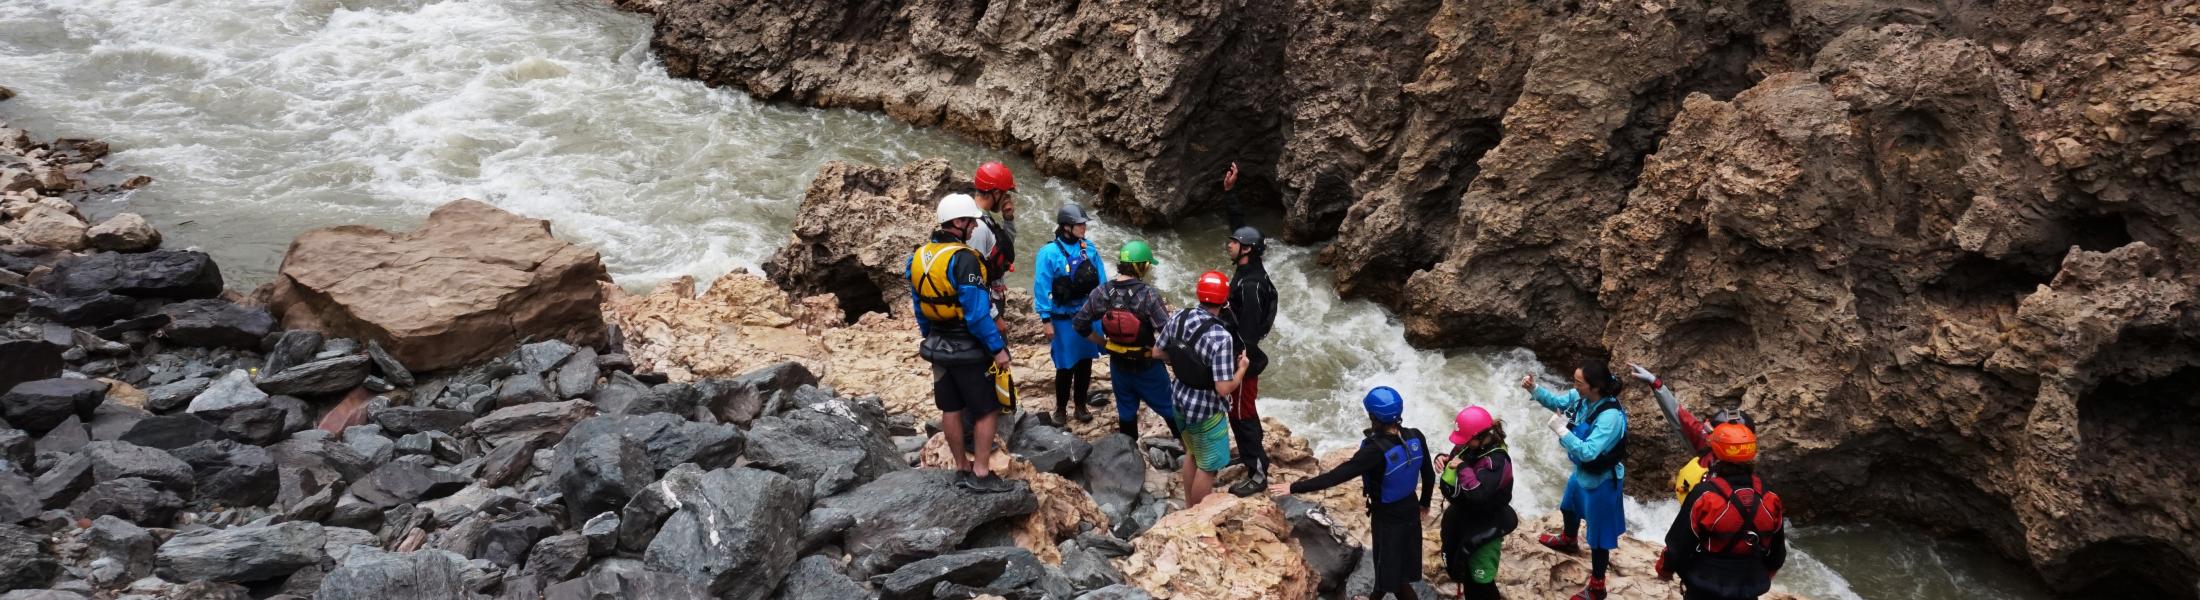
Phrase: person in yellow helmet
[{"left": 1627, "top": 363, "right": 1755, "bottom": 501}]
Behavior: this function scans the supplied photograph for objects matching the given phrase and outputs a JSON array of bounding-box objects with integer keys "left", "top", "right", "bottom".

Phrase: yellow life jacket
[
  {"left": 1673, "top": 455, "right": 1711, "bottom": 502},
  {"left": 909, "top": 242, "right": 987, "bottom": 324}
]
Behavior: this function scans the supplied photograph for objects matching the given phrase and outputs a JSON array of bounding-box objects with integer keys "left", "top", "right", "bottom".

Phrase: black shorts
[{"left": 933, "top": 363, "right": 998, "bottom": 415}]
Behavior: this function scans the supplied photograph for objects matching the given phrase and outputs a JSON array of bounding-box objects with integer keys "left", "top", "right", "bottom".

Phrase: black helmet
[
  {"left": 1230, "top": 226, "right": 1264, "bottom": 247},
  {"left": 1057, "top": 202, "right": 1091, "bottom": 226}
]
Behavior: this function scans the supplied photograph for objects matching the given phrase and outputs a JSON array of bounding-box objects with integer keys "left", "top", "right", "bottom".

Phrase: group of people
[{"left": 904, "top": 162, "right": 1790, "bottom": 600}]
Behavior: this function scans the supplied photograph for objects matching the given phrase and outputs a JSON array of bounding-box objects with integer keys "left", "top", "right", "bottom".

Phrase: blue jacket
[
  {"left": 1032, "top": 236, "right": 1109, "bottom": 318},
  {"left": 1531, "top": 387, "right": 1628, "bottom": 488},
  {"left": 907, "top": 246, "right": 1007, "bottom": 354}
]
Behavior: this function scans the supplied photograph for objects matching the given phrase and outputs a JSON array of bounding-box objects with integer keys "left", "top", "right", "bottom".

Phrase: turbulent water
[{"left": 0, "top": 0, "right": 2055, "bottom": 598}]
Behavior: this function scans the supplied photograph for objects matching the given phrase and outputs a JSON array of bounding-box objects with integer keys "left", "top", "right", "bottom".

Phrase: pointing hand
[{"left": 1627, "top": 363, "right": 1657, "bottom": 385}]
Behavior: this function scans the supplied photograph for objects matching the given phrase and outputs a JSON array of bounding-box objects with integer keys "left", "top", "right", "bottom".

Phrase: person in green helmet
[{"left": 1071, "top": 240, "right": 1181, "bottom": 439}]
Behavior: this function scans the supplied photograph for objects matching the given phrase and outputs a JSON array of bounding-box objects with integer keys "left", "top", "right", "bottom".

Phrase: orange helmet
[
  {"left": 1195, "top": 270, "right": 1230, "bottom": 305},
  {"left": 975, "top": 162, "right": 1016, "bottom": 192},
  {"left": 1709, "top": 423, "right": 1758, "bottom": 464}
]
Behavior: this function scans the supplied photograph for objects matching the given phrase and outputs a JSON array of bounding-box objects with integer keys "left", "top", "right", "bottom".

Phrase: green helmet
[{"left": 1119, "top": 240, "right": 1157, "bottom": 265}]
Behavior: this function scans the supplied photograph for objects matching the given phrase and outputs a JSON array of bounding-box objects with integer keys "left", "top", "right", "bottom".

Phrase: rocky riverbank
[
  {"left": 0, "top": 103, "right": 1806, "bottom": 599},
  {"left": 610, "top": 1, "right": 2200, "bottom": 596}
]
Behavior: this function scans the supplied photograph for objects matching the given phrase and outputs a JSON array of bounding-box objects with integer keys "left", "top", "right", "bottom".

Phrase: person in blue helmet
[
  {"left": 1521, "top": 358, "right": 1631, "bottom": 600},
  {"left": 1271, "top": 387, "right": 1434, "bottom": 600},
  {"left": 1033, "top": 202, "right": 1108, "bottom": 425}
]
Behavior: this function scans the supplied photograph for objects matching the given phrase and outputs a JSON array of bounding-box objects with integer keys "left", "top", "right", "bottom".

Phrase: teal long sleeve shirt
[{"left": 1530, "top": 386, "right": 1628, "bottom": 488}]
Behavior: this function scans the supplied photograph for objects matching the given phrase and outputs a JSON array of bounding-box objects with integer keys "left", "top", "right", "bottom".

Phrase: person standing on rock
[
  {"left": 1218, "top": 163, "right": 1281, "bottom": 498},
  {"left": 967, "top": 161, "right": 1020, "bottom": 325},
  {"left": 1161, "top": 270, "right": 1250, "bottom": 507},
  {"left": 1522, "top": 359, "right": 1630, "bottom": 600},
  {"left": 1033, "top": 202, "right": 1107, "bottom": 425},
  {"left": 1435, "top": 405, "right": 1516, "bottom": 600},
  {"left": 1072, "top": 240, "right": 1180, "bottom": 439},
  {"left": 1656, "top": 424, "right": 1787, "bottom": 600},
  {"left": 1627, "top": 363, "right": 1757, "bottom": 502},
  {"left": 1269, "top": 387, "right": 1434, "bottom": 600},
  {"left": 908, "top": 193, "right": 1014, "bottom": 493}
]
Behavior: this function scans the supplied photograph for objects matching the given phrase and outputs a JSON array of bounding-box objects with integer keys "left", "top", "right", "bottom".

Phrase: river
[{"left": 0, "top": 0, "right": 2056, "bottom": 598}]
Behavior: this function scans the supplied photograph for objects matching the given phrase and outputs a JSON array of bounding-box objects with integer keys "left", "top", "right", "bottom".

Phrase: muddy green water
[{"left": 0, "top": 0, "right": 2055, "bottom": 598}]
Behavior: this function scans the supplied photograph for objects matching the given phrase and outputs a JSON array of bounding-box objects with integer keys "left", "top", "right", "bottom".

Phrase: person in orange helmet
[
  {"left": 1657, "top": 424, "right": 1788, "bottom": 600},
  {"left": 1160, "top": 270, "right": 1249, "bottom": 506}
]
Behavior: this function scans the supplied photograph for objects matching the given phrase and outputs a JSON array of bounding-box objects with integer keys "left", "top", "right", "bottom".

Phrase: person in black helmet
[
  {"left": 1217, "top": 163, "right": 1281, "bottom": 497},
  {"left": 1034, "top": 202, "right": 1108, "bottom": 425}
]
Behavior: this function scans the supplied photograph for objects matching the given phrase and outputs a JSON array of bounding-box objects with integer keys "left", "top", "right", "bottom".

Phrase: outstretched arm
[{"left": 1287, "top": 442, "right": 1381, "bottom": 494}]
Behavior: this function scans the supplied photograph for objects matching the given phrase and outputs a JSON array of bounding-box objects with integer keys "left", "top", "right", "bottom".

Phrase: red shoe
[
  {"left": 1568, "top": 576, "right": 1607, "bottom": 600},
  {"left": 1537, "top": 532, "right": 1580, "bottom": 553}
]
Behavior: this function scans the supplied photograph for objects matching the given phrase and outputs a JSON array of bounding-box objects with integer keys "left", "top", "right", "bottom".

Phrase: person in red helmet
[
  {"left": 1657, "top": 424, "right": 1787, "bottom": 600},
  {"left": 967, "top": 162, "right": 1020, "bottom": 321},
  {"left": 1161, "top": 270, "right": 1249, "bottom": 507}
]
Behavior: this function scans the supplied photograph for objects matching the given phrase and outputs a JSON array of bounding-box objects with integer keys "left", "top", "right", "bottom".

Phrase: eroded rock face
[
  {"left": 619, "top": 1, "right": 2200, "bottom": 594},
  {"left": 263, "top": 199, "right": 611, "bottom": 372},
  {"left": 761, "top": 159, "right": 958, "bottom": 321}
]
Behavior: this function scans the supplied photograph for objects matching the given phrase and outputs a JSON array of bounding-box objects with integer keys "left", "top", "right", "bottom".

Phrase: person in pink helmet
[{"left": 1434, "top": 406, "right": 1517, "bottom": 600}]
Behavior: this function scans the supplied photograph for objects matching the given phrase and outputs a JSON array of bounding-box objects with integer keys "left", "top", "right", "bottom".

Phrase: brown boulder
[
  {"left": 264, "top": 199, "right": 610, "bottom": 372},
  {"left": 1115, "top": 495, "right": 1317, "bottom": 600},
  {"left": 86, "top": 212, "right": 161, "bottom": 252},
  {"left": 761, "top": 159, "right": 959, "bottom": 322},
  {"left": 15, "top": 203, "right": 87, "bottom": 251}
]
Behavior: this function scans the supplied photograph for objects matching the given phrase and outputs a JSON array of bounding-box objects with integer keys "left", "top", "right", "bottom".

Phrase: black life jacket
[
  {"left": 1163, "top": 310, "right": 1227, "bottom": 392},
  {"left": 1048, "top": 239, "right": 1101, "bottom": 310},
  {"left": 1572, "top": 397, "right": 1628, "bottom": 475}
]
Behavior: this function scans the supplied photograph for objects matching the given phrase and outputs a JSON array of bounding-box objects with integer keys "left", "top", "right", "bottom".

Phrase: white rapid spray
[{"left": 0, "top": 0, "right": 2049, "bottom": 598}]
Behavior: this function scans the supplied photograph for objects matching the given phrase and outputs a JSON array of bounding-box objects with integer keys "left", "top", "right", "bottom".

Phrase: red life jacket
[{"left": 1691, "top": 475, "right": 1784, "bottom": 556}]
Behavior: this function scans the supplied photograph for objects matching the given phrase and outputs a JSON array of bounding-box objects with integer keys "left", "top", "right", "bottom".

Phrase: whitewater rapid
[{"left": 0, "top": 0, "right": 2054, "bottom": 598}]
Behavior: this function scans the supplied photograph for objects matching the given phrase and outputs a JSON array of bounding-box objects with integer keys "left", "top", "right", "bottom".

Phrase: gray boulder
[
  {"left": 347, "top": 462, "right": 471, "bottom": 509},
  {"left": 155, "top": 521, "right": 325, "bottom": 583},
  {"left": 31, "top": 416, "right": 86, "bottom": 455},
  {"left": 35, "top": 249, "right": 222, "bottom": 299},
  {"left": 144, "top": 376, "right": 212, "bottom": 413},
  {"left": 496, "top": 372, "right": 554, "bottom": 408},
  {"left": 699, "top": 362, "right": 818, "bottom": 426},
  {"left": 809, "top": 469, "right": 1037, "bottom": 578},
  {"left": 1278, "top": 496, "right": 1360, "bottom": 593},
  {"left": 476, "top": 509, "right": 558, "bottom": 567},
  {"left": 261, "top": 330, "right": 323, "bottom": 376},
  {"left": 1076, "top": 585, "right": 1155, "bottom": 600},
  {"left": 588, "top": 371, "right": 649, "bottom": 414},
  {"left": 515, "top": 340, "right": 576, "bottom": 375},
  {"left": 569, "top": 413, "right": 743, "bottom": 476},
  {"left": 552, "top": 348, "right": 598, "bottom": 400},
  {"left": 1, "top": 378, "right": 105, "bottom": 433},
  {"left": 370, "top": 406, "right": 473, "bottom": 436},
  {"left": 0, "top": 472, "right": 36, "bottom": 524},
  {"left": 1013, "top": 422, "right": 1093, "bottom": 475},
  {"left": 467, "top": 399, "right": 592, "bottom": 448},
  {"left": 0, "top": 340, "right": 64, "bottom": 400},
  {"left": 85, "top": 441, "right": 194, "bottom": 495},
  {"left": 167, "top": 440, "right": 279, "bottom": 508},
  {"left": 542, "top": 559, "right": 708, "bottom": 600},
  {"left": 872, "top": 547, "right": 1050, "bottom": 600},
  {"left": 68, "top": 477, "right": 184, "bottom": 527},
  {"left": 523, "top": 533, "right": 588, "bottom": 580},
  {"left": 117, "top": 414, "right": 223, "bottom": 450},
  {"left": 28, "top": 292, "right": 137, "bottom": 326},
  {"left": 315, "top": 547, "right": 483, "bottom": 600},
  {"left": 363, "top": 341, "right": 414, "bottom": 388},
  {"left": 1080, "top": 434, "right": 1144, "bottom": 528},
  {"left": 770, "top": 555, "right": 867, "bottom": 600},
  {"left": 32, "top": 453, "right": 92, "bottom": 508},
  {"left": 88, "top": 515, "right": 157, "bottom": 582},
  {"left": 545, "top": 422, "right": 653, "bottom": 520},
  {"left": 615, "top": 464, "right": 704, "bottom": 553},
  {"left": 744, "top": 398, "right": 901, "bottom": 498},
  {"left": 641, "top": 467, "right": 805, "bottom": 600},
  {"left": 0, "top": 524, "right": 58, "bottom": 591},
  {"left": 256, "top": 355, "right": 371, "bottom": 396},
  {"left": 186, "top": 370, "right": 267, "bottom": 419},
  {"left": 158, "top": 299, "right": 273, "bottom": 350}
]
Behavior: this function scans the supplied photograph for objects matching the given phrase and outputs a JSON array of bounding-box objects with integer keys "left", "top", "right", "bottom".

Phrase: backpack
[
  {"left": 1693, "top": 475, "right": 1784, "bottom": 557},
  {"left": 1163, "top": 310, "right": 1227, "bottom": 392},
  {"left": 1573, "top": 398, "right": 1628, "bottom": 475},
  {"left": 1050, "top": 240, "right": 1102, "bottom": 309},
  {"left": 1099, "top": 285, "right": 1154, "bottom": 358}
]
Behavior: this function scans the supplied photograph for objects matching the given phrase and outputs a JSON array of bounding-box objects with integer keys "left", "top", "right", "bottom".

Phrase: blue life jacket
[
  {"left": 1363, "top": 429, "right": 1428, "bottom": 505},
  {"left": 1570, "top": 395, "right": 1628, "bottom": 475}
]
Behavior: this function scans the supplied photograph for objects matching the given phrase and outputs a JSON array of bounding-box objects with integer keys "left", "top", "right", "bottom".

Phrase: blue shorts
[
  {"left": 1180, "top": 413, "right": 1230, "bottom": 473},
  {"left": 1110, "top": 360, "right": 1176, "bottom": 428},
  {"left": 1048, "top": 318, "right": 1100, "bottom": 368},
  {"left": 1560, "top": 475, "right": 1626, "bottom": 550}
]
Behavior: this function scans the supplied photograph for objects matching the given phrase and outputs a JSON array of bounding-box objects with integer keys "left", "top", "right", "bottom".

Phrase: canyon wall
[{"left": 612, "top": 0, "right": 2200, "bottom": 596}]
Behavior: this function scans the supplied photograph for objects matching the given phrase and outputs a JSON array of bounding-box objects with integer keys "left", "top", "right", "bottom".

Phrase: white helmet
[{"left": 936, "top": 193, "right": 984, "bottom": 225}]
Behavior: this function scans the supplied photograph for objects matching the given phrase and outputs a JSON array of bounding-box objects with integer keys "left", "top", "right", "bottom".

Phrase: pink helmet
[{"left": 1449, "top": 406, "right": 1494, "bottom": 445}]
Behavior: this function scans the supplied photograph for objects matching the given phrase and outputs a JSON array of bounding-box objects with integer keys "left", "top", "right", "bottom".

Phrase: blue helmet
[{"left": 1363, "top": 387, "right": 1405, "bottom": 424}]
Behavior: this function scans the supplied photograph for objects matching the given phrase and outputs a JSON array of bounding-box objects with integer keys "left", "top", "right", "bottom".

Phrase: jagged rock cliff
[{"left": 613, "top": 0, "right": 2200, "bottom": 596}]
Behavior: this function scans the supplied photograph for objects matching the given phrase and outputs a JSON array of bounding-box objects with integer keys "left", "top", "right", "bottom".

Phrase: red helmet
[
  {"left": 975, "top": 162, "right": 1016, "bottom": 192},
  {"left": 1196, "top": 270, "right": 1230, "bottom": 305}
]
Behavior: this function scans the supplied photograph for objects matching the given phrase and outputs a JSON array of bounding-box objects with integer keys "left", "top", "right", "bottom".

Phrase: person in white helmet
[{"left": 907, "top": 193, "right": 1014, "bottom": 493}]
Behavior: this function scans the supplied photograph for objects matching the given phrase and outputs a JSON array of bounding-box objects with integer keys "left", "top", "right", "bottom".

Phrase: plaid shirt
[{"left": 1163, "top": 307, "right": 1238, "bottom": 423}]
